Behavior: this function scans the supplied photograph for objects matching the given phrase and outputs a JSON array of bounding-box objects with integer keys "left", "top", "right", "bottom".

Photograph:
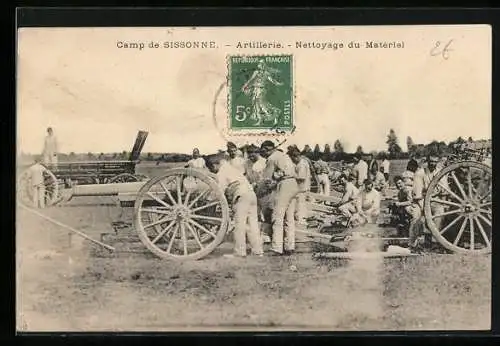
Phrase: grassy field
[{"left": 16, "top": 161, "right": 491, "bottom": 331}]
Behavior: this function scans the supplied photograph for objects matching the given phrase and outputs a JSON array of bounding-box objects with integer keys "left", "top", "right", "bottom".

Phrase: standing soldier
[
  {"left": 186, "top": 148, "right": 207, "bottom": 169},
  {"left": 206, "top": 153, "right": 263, "bottom": 258},
  {"left": 287, "top": 146, "right": 311, "bottom": 227},
  {"left": 352, "top": 153, "right": 368, "bottom": 189},
  {"left": 42, "top": 127, "right": 58, "bottom": 165},
  {"left": 245, "top": 144, "right": 271, "bottom": 243},
  {"left": 367, "top": 153, "right": 379, "bottom": 178},
  {"left": 260, "top": 140, "right": 299, "bottom": 255},
  {"left": 227, "top": 142, "right": 246, "bottom": 175},
  {"left": 28, "top": 157, "right": 48, "bottom": 208},
  {"left": 381, "top": 153, "right": 391, "bottom": 183},
  {"left": 313, "top": 156, "right": 331, "bottom": 196}
]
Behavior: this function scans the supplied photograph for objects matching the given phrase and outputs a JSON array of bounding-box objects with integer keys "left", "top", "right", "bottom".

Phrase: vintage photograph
[{"left": 16, "top": 25, "right": 491, "bottom": 331}]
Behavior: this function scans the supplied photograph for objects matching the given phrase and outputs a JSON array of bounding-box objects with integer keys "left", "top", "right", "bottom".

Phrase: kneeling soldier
[{"left": 207, "top": 153, "right": 263, "bottom": 258}]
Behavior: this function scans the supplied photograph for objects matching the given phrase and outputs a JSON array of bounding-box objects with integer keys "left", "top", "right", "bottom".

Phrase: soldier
[
  {"left": 42, "top": 127, "right": 58, "bottom": 165},
  {"left": 352, "top": 179, "right": 381, "bottom": 225},
  {"left": 287, "top": 146, "right": 311, "bottom": 227},
  {"left": 367, "top": 153, "right": 379, "bottom": 177},
  {"left": 336, "top": 174, "right": 360, "bottom": 225},
  {"left": 227, "top": 142, "right": 246, "bottom": 175},
  {"left": 313, "top": 156, "right": 330, "bottom": 196},
  {"left": 381, "top": 153, "right": 391, "bottom": 182},
  {"left": 27, "top": 157, "right": 48, "bottom": 208},
  {"left": 206, "top": 153, "right": 263, "bottom": 258},
  {"left": 260, "top": 140, "right": 299, "bottom": 255},
  {"left": 413, "top": 155, "right": 448, "bottom": 247},
  {"left": 186, "top": 148, "right": 207, "bottom": 169},
  {"left": 392, "top": 175, "right": 424, "bottom": 252},
  {"left": 352, "top": 153, "right": 368, "bottom": 188},
  {"left": 245, "top": 144, "right": 271, "bottom": 243}
]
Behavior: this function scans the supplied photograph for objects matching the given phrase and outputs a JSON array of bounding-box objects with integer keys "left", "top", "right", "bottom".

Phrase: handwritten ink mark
[{"left": 430, "top": 39, "right": 453, "bottom": 60}]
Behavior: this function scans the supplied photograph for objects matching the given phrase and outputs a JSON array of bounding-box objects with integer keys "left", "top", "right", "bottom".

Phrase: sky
[{"left": 17, "top": 25, "right": 491, "bottom": 155}]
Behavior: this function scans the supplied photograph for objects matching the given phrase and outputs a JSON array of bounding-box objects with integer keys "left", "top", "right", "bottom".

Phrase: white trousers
[
  {"left": 317, "top": 174, "right": 330, "bottom": 196},
  {"left": 32, "top": 185, "right": 46, "bottom": 208},
  {"left": 233, "top": 191, "right": 263, "bottom": 256},
  {"left": 271, "top": 179, "right": 299, "bottom": 253}
]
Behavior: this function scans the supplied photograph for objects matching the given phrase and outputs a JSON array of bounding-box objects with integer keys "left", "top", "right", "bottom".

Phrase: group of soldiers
[{"left": 186, "top": 142, "right": 394, "bottom": 257}]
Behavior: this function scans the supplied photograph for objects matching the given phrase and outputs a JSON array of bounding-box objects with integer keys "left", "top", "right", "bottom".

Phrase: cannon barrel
[{"left": 72, "top": 182, "right": 147, "bottom": 197}]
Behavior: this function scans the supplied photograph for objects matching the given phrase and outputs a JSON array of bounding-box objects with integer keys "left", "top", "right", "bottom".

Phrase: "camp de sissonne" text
[{"left": 115, "top": 40, "right": 405, "bottom": 50}]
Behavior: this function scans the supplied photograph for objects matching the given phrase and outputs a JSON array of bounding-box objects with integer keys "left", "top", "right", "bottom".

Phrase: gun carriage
[{"left": 17, "top": 142, "right": 492, "bottom": 260}]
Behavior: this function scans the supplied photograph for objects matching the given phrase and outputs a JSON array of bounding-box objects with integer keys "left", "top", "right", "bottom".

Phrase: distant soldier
[
  {"left": 352, "top": 153, "right": 368, "bottom": 188},
  {"left": 287, "top": 146, "right": 311, "bottom": 226},
  {"left": 260, "top": 140, "right": 299, "bottom": 255},
  {"left": 381, "top": 153, "right": 391, "bottom": 182},
  {"left": 367, "top": 153, "right": 379, "bottom": 177},
  {"left": 42, "top": 127, "right": 58, "bottom": 165},
  {"left": 27, "top": 157, "right": 48, "bottom": 208},
  {"left": 227, "top": 142, "right": 246, "bottom": 175},
  {"left": 351, "top": 179, "right": 381, "bottom": 225},
  {"left": 371, "top": 167, "right": 388, "bottom": 193},
  {"left": 336, "top": 174, "right": 360, "bottom": 225},
  {"left": 313, "top": 157, "right": 330, "bottom": 196},
  {"left": 206, "top": 153, "right": 263, "bottom": 258},
  {"left": 186, "top": 148, "right": 207, "bottom": 169},
  {"left": 392, "top": 175, "right": 424, "bottom": 252}
]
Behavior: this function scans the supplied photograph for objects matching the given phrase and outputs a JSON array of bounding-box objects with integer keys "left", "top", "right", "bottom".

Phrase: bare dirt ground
[{"left": 16, "top": 162, "right": 491, "bottom": 332}]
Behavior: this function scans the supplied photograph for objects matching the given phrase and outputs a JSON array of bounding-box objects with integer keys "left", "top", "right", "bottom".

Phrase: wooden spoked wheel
[
  {"left": 108, "top": 173, "right": 140, "bottom": 184},
  {"left": 17, "top": 169, "right": 62, "bottom": 207},
  {"left": 134, "top": 168, "right": 230, "bottom": 260},
  {"left": 424, "top": 161, "right": 492, "bottom": 254}
]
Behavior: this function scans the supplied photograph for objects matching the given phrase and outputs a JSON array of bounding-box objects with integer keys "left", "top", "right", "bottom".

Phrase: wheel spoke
[
  {"left": 190, "top": 214, "right": 223, "bottom": 223},
  {"left": 143, "top": 215, "right": 174, "bottom": 230},
  {"left": 432, "top": 208, "right": 462, "bottom": 219},
  {"left": 187, "top": 189, "right": 210, "bottom": 209},
  {"left": 478, "top": 186, "right": 492, "bottom": 202},
  {"left": 166, "top": 224, "right": 179, "bottom": 253},
  {"left": 477, "top": 213, "right": 492, "bottom": 227},
  {"left": 469, "top": 217, "right": 475, "bottom": 250},
  {"left": 180, "top": 222, "right": 188, "bottom": 255},
  {"left": 183, "top": 188, "right": 193, "bottom": 206},
  {"left": 450, "top": 171, "right": 468, "bottom": 201},
  {"left": 479, "top": 208, "right": 492, "bottom": 215},
  {"left": 439, "top": 215, "right": 463, "bottom": 235},
  {"left": 159, "top": 180, "right": 177, "bottom": 206},
  {"left": 187, "top": 219, "right": 217, "bottom": 239},
  {"left": 140, "top": 208, "right": 172, "bottom": 215},
  {"left": 186, "top": 222, "right": 204, "bottom": 250},
  {"left": 176, "top": 175, "right": 183, "bottom": 204},
  {"left": 453, "top": 217, "right": 468, "bottom": 246},
  {"left": 479, "top": 202, "right": 491, "bottom": 208},
  {"left": 151, "top": 220, "right": 176, "bottom": 244},
  {"left": 466, "top": 167, "right": 474, "bottom": 200},
  {"left": 146, "top": 192, "right": 173, "bottom": 209},
  {"left": 191, "top": 200, "right": 220, "bottom": 213},
  {"left": 473, "top": 216, "right": 491, "bottom": 248},
  {"left": 438, "top": 181, "right": 464, "bottom": 204},
  {"left": 430, "top": 197, "right": 462, "bottom": 208}
]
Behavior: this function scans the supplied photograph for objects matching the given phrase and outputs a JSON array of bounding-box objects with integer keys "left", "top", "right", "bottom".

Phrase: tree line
[{"left": 19, "top": 129, "right": 491, "bottom": 164}]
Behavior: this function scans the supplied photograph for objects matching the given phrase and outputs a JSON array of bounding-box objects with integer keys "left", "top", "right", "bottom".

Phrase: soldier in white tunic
[
  {"left": 207, "top": 153, "right": 263, "bottom": 258},
  {"left": 42, "top": 127, "right": 58, "bottom": 165},
  {"left": 260, "top": 141, "right": 299, "bottom": 255},
  {"left": 28, "top": 157, "right": 48, "bottom": 208}
]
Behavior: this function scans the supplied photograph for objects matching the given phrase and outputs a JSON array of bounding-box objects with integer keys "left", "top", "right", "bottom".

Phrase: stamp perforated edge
[{"left": 225, "top": 54, "right": 295, "bottom": 138}]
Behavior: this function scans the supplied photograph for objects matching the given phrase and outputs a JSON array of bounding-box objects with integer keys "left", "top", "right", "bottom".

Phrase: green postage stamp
[{"left": 227, "top": 55, "right": 294, "bottom": 132}]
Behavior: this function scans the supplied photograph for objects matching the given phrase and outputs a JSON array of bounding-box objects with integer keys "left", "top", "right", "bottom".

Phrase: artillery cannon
[
  {"left": 17, "top": 131, "right": 150, "bottom": 206},
  {"left": 17, "top": 146, "right": 492, "bottom": 260}
]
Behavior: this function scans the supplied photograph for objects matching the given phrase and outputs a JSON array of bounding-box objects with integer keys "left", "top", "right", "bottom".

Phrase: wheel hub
[
  {"left": 463, "top": 201, "right": 479, "bottom": 215},
  {"left": 173, "top": 205, "right": 190, "bottom": 220}
]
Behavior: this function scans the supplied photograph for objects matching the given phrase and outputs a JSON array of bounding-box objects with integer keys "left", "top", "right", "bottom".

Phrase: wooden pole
[{"left": 18, "top": 203, "right": 115, "bottom": 251}]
